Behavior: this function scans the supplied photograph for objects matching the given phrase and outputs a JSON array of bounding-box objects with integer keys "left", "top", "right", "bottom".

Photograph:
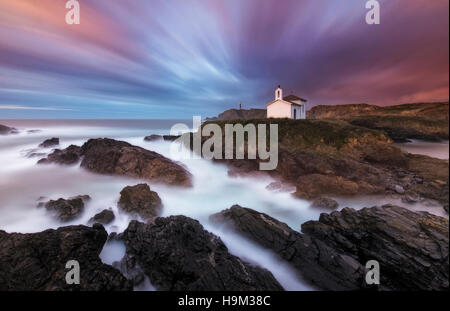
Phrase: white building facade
[{"left": 266, "top": 86, "right": 307, "bottom": 119}]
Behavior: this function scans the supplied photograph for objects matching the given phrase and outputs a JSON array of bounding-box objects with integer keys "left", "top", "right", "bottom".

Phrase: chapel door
[{"left": 294, "top": 109, "right": 297, "bottom": 119}]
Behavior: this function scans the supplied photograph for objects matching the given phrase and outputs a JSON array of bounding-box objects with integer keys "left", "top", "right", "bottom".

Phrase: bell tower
[{"left": 275, "top": 85, "right": 283, "bottom": 100}]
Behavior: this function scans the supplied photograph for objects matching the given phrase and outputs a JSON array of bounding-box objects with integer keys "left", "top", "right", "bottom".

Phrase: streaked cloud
[{"left": 0, "top": 0, "right": 448, "bottom": 118}]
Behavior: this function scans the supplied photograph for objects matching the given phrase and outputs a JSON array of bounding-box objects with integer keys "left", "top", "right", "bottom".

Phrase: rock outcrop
[
  {"left": 144, "top": 134, "right": 163, "bottom": 141},
  {"left": 40, "top": 195, "right": 91, "bottom": 222},
  {"left": 37, "top": 145, "right": 82, "bottom": 165},
  {"left": 120, "top": 216, "right": 284, "bottom": 291},
  {"left": 0, "top": 124, "right": 18, "bottom": 135},
  {"left": 0, "top": 224, "right": 132, "bottom": 291},
  {"left": 38, "top": 138, "right": 192, "bottom": 187},
  {"left": 118, "top": 184, "right": 162, "bottom": 220},
  {"left": 210, "top": 204, "right": 449, "bottom": 291},
  {"left": 89, "top": 209, "right": 115, "bottom": 225},
  {"left": 310, "top": 197, "right": 339, "bottom": 210},
  {"left": 39, "top": 138, "right": 59, "bottom": 148}
]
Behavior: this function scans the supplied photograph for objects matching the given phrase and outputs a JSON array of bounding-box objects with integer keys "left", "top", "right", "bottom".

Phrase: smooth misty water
[{"left": 0, "top": 120, "right": 448, "bottom": 291}]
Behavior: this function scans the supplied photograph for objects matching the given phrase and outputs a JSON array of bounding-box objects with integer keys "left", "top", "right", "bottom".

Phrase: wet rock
[
  {"left": 121, "top": 217, "right": 283, "bottom": 291},
  {"left": 118, "top": 184, "right": 162, "bottom": 220},
  {"left": 39, "top": 137, "right": 59, "bottom": 148},
  {"left": 89, "top": 209, "right": 115, "bottom": 225},
  {"left": 37, "top": 145, "right": 82, "bottom": 165},
  {"left": 265, "top": 181, "right": 296, "bottom": 192},
  {"left": 211, "top": 204, "right": 449, "bottom": 291},
  {"left": 302, "top": 205, "right": 449, "bottom": 291},
  {"left": 40, "top": 195, "right": 91, "bottom": 222},
  {"left": 0, "top": 124, "right": 18, "bottom": 135},
  {"left": 163, "top": 135, "right": 181, "bottom": 141},
  {"left": 0, "top": 224, "right": 132, "bottom": 291},
  {"left": 81, "top": 138, "right": 192, "bottom": 187},
  {"left": 144, "top": 134, "right": 163, "bottom": 142},
  {"left": 310, "top": 197, "right": 339, "bottom": 210},
  {"left": 294, "top": 174, "right": 360, "bottom": 199},
  {"left": 113, "top": 254, "right": 146, "bottom": 287}
]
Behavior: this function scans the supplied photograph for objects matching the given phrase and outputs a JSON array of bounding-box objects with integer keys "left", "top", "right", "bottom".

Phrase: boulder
[
  {"left": 89, "top": 209, "right": 115, "bottom": 225},
  {"left": 310, "top": 197, "right": 339, "bottom": 210},
  {"left": 39, "top": 138, "right": 59, "bottom": 148},
  {"left": 118, "top": 184, "right": 162, "bottom": 220},
  {"left": 37, "top": 145, "right": 82, "bottom": 165},
  {"left": 0, "top": 124, "right": 18, "bottom": 135},
  {"left": 120, "top": 217, "right": 283, "bottom": 291},
  {"left": 80, "top": 138, "right": 191, "bottom": 187},
  {"left": 211, "top": 204, "right": 449, "bottom": 291},
  {"left": 144, "top": 134, "right": 163, "bottom": 142},
  {"left": 0, "top": 224, "right": 132, "bottom": 291},
  {"left": 162, "top": 135, "right": 181, "bottom": 141},
  {"left": 37, "top": 138, "right": 192, "bottom": 187},
  {"left": 40, "top": 195, "right": 91, "bottom": 222}
]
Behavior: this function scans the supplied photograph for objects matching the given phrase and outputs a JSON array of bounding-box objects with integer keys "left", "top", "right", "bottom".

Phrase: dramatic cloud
[{"left": 0, "top": 0, "right": 448, "bottom": 118}]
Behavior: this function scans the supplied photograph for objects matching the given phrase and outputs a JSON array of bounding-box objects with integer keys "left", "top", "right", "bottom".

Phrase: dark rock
[
  {"left": 89, "top": 209, "right": 115, "bottom": 225},
  {"left": 27, "top": 129, "right": 41, "bottom": 134},
  {"left": 39, "top": 137, "right": 59, "bottom": 148},
  {"left": 37, "top": 145, "right": 82, "bottom": 165},
  {"left": 162, "top": 135, "right": 181, "bottom": 141},
  {"left": 144, "top": 134, "right": 163, "bottom": 141},
  {"left": 0, "top": 124, "right": 18, "bottom": 135},
  {"left": 211, "top": 204, "right": 449, "bottom": 291},
  {"left": 121, "top": 217, "right": 284, "bottom": 291},
  {"left": 302, "top": 205, "right": 449, "bottom": 291},
  {"left": 118, "top": 184, "right": 162, "bottom": 220},
  {"left": 41, "top": 195, "right": 91, "bottom": 222},
  {"left": 310, "top": 197, "right": 339, "bottom": 210},
  {"left": 80, "top": 138, "right": 191, "bottom": 187},
  {"left": 113, "top": 254, "right": 146, "bottom": 287},
  {"left": 0, "top": 224, "right": 132, "bottom": 291}
]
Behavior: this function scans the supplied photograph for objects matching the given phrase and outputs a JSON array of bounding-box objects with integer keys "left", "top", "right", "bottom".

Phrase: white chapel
[{"left": 266, "top": 85, "right": 307, "bottom": 119}]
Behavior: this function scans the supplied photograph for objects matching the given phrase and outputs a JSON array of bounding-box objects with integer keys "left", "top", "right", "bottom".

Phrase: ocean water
[{"left": 0, "top": 120, "right": 448, "bottom": 291}]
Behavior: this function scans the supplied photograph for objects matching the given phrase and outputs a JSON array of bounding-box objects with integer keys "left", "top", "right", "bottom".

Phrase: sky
[{"left": 0, "top": 0, "right": 448, "bottom": 119}]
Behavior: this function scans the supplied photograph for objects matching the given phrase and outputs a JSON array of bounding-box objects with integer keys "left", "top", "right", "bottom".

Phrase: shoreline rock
[
  {"left": 0, "top": 124, "right": 18, "bottom": 135},
  {"left": 39, "top": 195, "right": 91, "bottom": 222},
  {"left": 0, "top": 224, "right": 132, "bottom": 291},
  {"left": 118, "top": 184, "right": 162, "bottom": 220},
  {"left": 38, "top": 138, "right": 192, "bottom": 187},
  {"left": 89, "top": 209, "right": 115, "bottom": 225},
  {"left": 39, "top": 137, "right": 59, "bottom": 148},
  {"left": 121, "top": 217, "right": 284, "bottom": 291},
  {"left": 211, "top": 204, "right": 449, "bottom": 291}
]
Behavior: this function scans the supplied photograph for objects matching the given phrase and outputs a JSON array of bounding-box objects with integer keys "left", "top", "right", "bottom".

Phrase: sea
[{"left": 0, "top": 119, "right": 448, "bottom": 290}]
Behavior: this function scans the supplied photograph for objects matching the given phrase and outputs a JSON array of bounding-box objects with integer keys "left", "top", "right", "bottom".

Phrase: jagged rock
[
  {"left": 39, "top": 138, "right": 59, "bottom": 148},
  {"left": 37, "top": 145, "right": 82, "bottom": 165},
  {"left": 89, "top": 209, "right": 115, "bottom": 225},
  {"left": 310, "top": 197, "right": 339, "bottom": 210},
  {"left": 211, "top": 204, "right": 449, "bottom": 291},
  {"left": 0, "top": 224, "right": 132, "bottom": 291},
  {"left": 37, "top": 138, "right": 192, "bottom": 187},
  {"left": 301, "top": 205, "right": 449, "bottom": 291},
  {"left": 0, "top": 124, "right": 18, "bottom": 135},
  {"left": 118, "top": 184, "right": 162, "bottom": 220},
  {"left": 144, "top": 134, "right": 163, "bottom": 142},
  {"left": 121, "top": 217, "right": 284, "bottom": 291},
  {"left": 40, "top": 195, "right": 91, "bottom": 222}
]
